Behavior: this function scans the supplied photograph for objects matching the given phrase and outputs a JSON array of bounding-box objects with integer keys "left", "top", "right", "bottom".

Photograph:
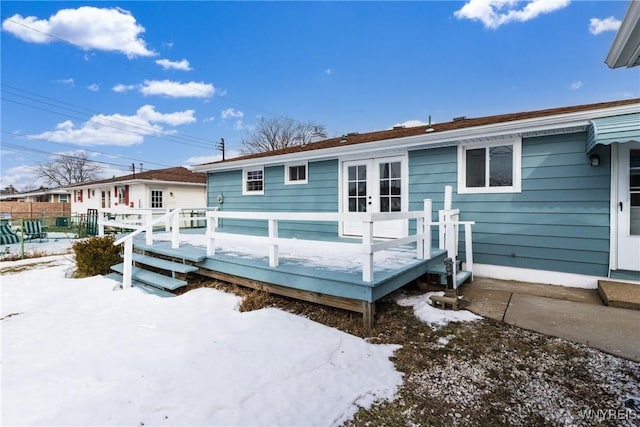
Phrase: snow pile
[
  {"left": 2, "top": 261, "right": 403, "bottom": 426},
  {"left": 396, "top": 292, "right": 482, "bottom": 328}
]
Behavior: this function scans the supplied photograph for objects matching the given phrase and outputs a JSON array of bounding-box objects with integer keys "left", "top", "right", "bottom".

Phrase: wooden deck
[{"left": 132, "top": 235, "right": 448, "bottom": 327}]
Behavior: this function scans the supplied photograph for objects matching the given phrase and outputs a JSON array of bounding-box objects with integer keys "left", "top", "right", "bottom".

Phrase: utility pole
[
  {"left": 217, "top": 138, "right": 226, "bottom": 161},
  {"left": 130, "top": 163, "right": 136, "bottom": 178}
]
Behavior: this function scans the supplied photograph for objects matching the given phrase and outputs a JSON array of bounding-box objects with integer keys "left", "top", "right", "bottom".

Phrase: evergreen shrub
[{"left": 73, "top": 235, "right": 122, "bottom": 277}]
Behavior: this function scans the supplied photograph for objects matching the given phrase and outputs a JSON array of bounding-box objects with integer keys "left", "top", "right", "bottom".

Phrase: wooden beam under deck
[{"left": 195, "top": 268, "right": 377, "bottom": 329}]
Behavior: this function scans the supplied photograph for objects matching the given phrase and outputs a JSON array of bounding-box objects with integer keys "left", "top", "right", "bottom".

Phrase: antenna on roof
[{"left": 129, "top": 163, "right": 136, "bottom": 178}]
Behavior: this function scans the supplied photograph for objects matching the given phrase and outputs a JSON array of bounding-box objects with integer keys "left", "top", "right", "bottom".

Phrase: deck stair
[
  {"left": 425, "top": 258, "right": 472, "bottom": 288},
  {"left": 109, "top": 242, "right": 206, "bottom": 297}
]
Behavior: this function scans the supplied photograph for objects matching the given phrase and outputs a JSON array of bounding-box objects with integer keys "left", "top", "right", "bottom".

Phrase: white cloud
[
  {"left": 0, "top": 164, "right": 47, "bottom": 191},
  {"left": 203, "top": 116, "right": 216, "bottom": 123},
  {"left": 54, "top": 78, "right": 74, "bottom": 86},
  {"left": 221, "top": 108, "right": 244, "bottom": 119},
  {"left": 324, "top": 68, "right": 334, "bottom": 76},
  {"left": 113, "top": 83, "right": 136, "bottom": 93},
  {"left": 589, "top": 16, "right": 621, "bottom": 35},
  {"left": 454, "top": 0, "right": 571, "bottom": 29},
  {"left": 87, "top": 83, "right": 100, "bottom": 92},
  {"left": 140, "top": 80, "right": 214, "bottom": 98},
  {"left": 392, "top": 120, "right": 428, "bottom": 128},
  {"left": 2, "top": 6, "right": 155, "bottom": 57},
  {"left": 28, "top": 105, "right": 196, "bottom": 147},
  {"left": 156, "top": 58, "right": 192, "bottom": 71},
  {"left": 570, "top": 80, "right": 583, "bottom": 90}
]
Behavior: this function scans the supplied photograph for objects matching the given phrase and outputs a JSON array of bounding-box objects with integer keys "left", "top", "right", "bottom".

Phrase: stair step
[
  {"left": 110, "top": 263, "right": 187, "bottom": 290},
  {"left": 105, "top": 272, "right": 175, "bottom": 298},
  {"left": 426, "top": 264, "right": 472, "bottom": 287},
  {"left": 134, "top": 243, "right": 206, "bottom": 263},
  {"left": 132, "top": 253, "right": 198, "bottom": 274},
  {"left": 598, "top": 280, "right": 640, "bottom": 310}
]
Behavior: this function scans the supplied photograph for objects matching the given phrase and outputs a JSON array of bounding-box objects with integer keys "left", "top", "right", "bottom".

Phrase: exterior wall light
[{"left": 590, "top": 154, "right": 600, "bottom": 167}]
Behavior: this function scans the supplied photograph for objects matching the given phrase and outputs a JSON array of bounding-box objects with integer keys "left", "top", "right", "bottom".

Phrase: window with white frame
[
  {"left": 151, "top": 189, "right": 163, "bottom": 208},
  {"left": 285, "top": 162, "right": 308, "bottom": 185},
  {"left": 243, "top": 167, "right": 264, "bottom": 195},
  {"left": 457, "top": 137, "right": 522, "bottom": 194}
]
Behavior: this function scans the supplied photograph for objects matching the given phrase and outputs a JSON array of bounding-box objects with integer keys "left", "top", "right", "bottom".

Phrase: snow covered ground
[
  {"left": 0, "top": 232, "right": 77, "bottom": 260},
  {"left": 1, "top": 230, "right": 483, "bottom": 426}
]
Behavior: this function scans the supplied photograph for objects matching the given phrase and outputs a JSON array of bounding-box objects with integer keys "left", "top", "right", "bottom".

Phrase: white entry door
[
  {"left": 341, "top": 156, "right": 407, "bottom": 238},
  {"left": 616, "top": 143, "right": 640, "bottom": 272}
]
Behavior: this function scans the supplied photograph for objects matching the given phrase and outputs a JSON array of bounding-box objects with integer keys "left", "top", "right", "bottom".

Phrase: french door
[
  {"left": 616, "top": 143, "right": 640, "bottom": 272},
  {"left": 341, "top": 156, "right": 407, "bottom": 238}
]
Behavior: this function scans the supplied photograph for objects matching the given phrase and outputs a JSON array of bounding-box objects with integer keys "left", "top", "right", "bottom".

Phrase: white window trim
[
  {"left": 457, "top": 137, "right": 522, "bottom": 194},
  {"left": 150, "top": 188, "right": 164, "bottom": 208},
  {"left": 242, "top": 166, "right": 265, "bottom": 195},
  {"left": 284, "top": 161, "right": 308, "bottom": 185}
]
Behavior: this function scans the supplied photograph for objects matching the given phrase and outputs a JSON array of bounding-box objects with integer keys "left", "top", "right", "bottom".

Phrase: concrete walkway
[{"left": 459, "top": 277, "right": 640, "bottom": 362}]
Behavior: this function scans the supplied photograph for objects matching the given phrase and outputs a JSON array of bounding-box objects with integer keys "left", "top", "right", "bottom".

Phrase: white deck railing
[
  {"left": 110, "top": 208, "right": 182, "bottom": 288},
  {"left": 102, "top": 187, "right": 474, "bottom": 287},
  {"left": 205, "top": 200, "right": 434, "bottom": 283}
]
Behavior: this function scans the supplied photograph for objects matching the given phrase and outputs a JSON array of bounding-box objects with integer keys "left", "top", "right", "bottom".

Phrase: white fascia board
[
  {"left": 66, "top": 179, "right": 205, "bottom": 189},
  {"left": 194, "top": 103, "right": 640, "bottom": 173}
]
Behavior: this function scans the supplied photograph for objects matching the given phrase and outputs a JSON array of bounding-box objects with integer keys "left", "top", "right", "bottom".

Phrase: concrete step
[
  {"left": 598, "top": 280, "right": 640, "bottom": 311},
  {"left": 105, "top": 272, "right": 175, "bottom": 298},
  {"left": 132, "top": 253, "right": 198, "bottom": 274},
  {"left": 110, "top": 263, "right": 187, "bottom": 291}
]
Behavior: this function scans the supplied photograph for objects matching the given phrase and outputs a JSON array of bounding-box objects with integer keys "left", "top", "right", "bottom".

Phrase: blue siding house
[{"left": 193, "top": 99, "right": 640, "bottom": 288}]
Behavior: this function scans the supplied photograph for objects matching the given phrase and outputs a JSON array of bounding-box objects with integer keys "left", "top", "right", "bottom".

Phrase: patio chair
[
  {"left": 0, "top": 224, "right": 20, "bottom": 245},
  {"left": 23, "top": 220, "right": 48, "bottom": 242}
]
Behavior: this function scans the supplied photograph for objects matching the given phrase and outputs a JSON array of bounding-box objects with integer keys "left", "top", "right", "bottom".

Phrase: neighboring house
[
  {"left": 65, "top": 166, "right": 206, "bottom": 215},
  {"left": 0, "top": 187, "right": 70, "bottom": 203},
  {"left": 606, "top": 0, "right": 640, "bottom": 68},
  {"left": 192, "top": 99, "right": 640, "bottom": 287}
]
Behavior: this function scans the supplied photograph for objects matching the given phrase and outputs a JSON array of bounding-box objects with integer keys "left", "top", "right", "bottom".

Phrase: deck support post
[
  {"left": 171, "top": 209, "right": 180, "bottom": 249},
  {"left": 122, "top": 238, "right": 133, "bottom": 288},
  {"left": 268, "top": 219, "right": 279, "bottom": 267},
  {"left": 361, "top": 220, "right": 374, "bottom": 282},
  {"left": 362, "top": 301, "right": 375, "bottom": 330},
  {"left": 145, "top": 211, "right": 153, "bottom": 245}
]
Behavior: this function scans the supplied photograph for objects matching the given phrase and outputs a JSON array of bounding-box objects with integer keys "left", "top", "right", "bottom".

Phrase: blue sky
[{"left": 2, "top": 0, "right": 638, "bottom": 190}]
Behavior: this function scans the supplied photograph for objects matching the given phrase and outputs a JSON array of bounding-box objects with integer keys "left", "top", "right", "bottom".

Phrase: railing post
[
  {"left": 171, "top": 209, "right": 180, "bottom": 249},
  {"left": 145, "top": 211, "right": 153, "bottom": 245},
  {"left": 268, "top": 219, "right": 279, "bottom": 267},
  {"left": 444, "top": 185, "right": 452, "bottom": 211},
  {"left": 438, "top": 210, "right": 445, "bottom": 249},
  {"left": 165, "top": 208, "right": 171, "bottom": 231},
  {"left": 464, "top": 223, "right": 474, "bottom": 280},
  {"left": 98, "top": 209, "right": 105, "bottom": 236},
  {"left": 122, "top": 238, "right": 133, "bottom": 288},
  {"left": 420, "top": 199, "right": 432, "bottom": 259},
  {"left": 206, "top": 212, "right": 216, "bottom": 256},
  {"left": 361, "top": 219, "right": 374, "bottom": 282}
]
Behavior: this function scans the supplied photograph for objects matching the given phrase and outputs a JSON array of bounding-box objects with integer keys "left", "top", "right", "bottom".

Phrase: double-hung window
[
  {"left": 151, "top": 189, "right": 163, "bottom": 208},
  {"left": 458, "top": 137, "right": 522, "bottom": 194},
  {"left": 284, "top": 162, "right": 308, "bottom": 185},
  {"left": 243, "top": 167, "right": 264, "bottom": 195}
]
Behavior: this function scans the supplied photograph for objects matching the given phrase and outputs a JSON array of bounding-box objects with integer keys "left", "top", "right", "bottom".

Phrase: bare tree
[
  {"left": 37, "top": 152, "right": 100, "bottom": 186},
  {"left": 240, "top": 117, "right": 326, "bottom": 154}
]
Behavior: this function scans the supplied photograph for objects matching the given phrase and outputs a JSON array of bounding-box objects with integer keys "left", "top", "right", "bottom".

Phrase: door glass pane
[
  {"left": 630, "top": 150, "right": 640, "bottom": 235},
  {"left": 390, "top": 179, "right": 401, "bottom": 195},
  {"left": 380, "top": 180, "right": 389, "bottom": 195},
  {"left": 347, "top": 164, "right": 367, "bottom": 212},
  {"left": 380, "top": 163, "right": 389, "bottom": 179},
  {"left": 390, "top": 162, "right": 401, "bottom": 178},
  {"left": 380, "top": 197, "right": 389, "bottom": 212},
  {"left": 391, "top": 197, "right": 401, "bottom": 212}
]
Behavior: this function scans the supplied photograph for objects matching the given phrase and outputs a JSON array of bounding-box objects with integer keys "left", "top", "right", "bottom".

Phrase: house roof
[
  {"left": 193, "top": 98, "right": 640, "bottom": 171},
  {"left": 0, "top": 187, "right": 70, "bottom": 201},
  {"left": 65, "top": 166, "right": 206, "bottom": 189},
  {"left": 606, "top": 0, "right": 640, "bottom": 68}
]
